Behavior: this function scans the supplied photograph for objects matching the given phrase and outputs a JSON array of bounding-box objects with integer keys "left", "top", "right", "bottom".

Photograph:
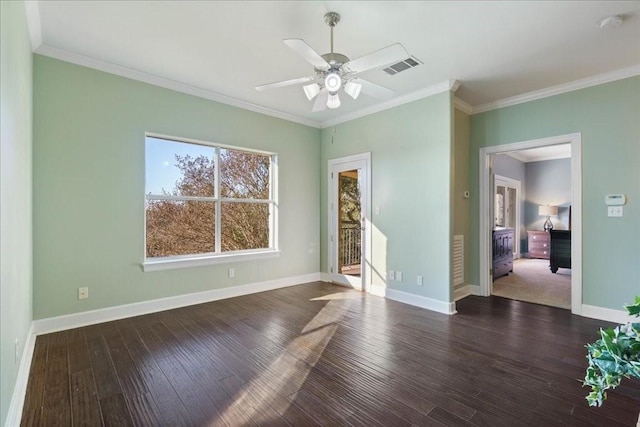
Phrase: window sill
[{"left": 142, "top": 249, "right": 280, "bottom": 272}]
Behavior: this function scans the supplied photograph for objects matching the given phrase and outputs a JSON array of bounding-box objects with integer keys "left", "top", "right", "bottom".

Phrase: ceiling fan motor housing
[{"left": 320, "top": 53, "right": 350, "bottom": 67}]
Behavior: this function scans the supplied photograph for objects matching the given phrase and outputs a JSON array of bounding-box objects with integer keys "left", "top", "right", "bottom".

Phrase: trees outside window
[{"left": 145, "top": 136, "right": 275, "bottom": 259}]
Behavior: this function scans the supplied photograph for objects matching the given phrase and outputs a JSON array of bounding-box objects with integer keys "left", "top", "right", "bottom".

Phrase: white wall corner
[
  {"left": 581, "top": 304, "right": 638, "bottom": 325},
  {"left": 24, "top": 1, "right": 42, "bottom": 51},
  {"left": 33, "top": 272, "right": 322, "bottom": 335},
  {"left": 320, "top": 272, "right": 331, "bottom": 282},
  {"left": 5, "top": 322, "right": 36, "bottom": 427},
  {"left": 449, "top": 80, "right": 461, "bottom": 92}
]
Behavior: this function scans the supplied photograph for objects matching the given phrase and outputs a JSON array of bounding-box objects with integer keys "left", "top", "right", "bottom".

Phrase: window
[{"left": 143, "top": 134, "right": 278, "bottom": 271}]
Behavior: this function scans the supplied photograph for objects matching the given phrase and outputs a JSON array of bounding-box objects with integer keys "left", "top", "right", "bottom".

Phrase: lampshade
[
  {"left": 344, "top": 81, "right": 362, "bottom": 99},
  {"left": 327, "top": 92, "right": 341, "bottom": 109},
  {"left": 303, "top": 83, "right": 321, "bottom": 101},
  {"left": 324, "top": 73, "right": 342, "bottom": 92},
  {"left": 538, "top": 205, "right": 558, "bottom": 216}
]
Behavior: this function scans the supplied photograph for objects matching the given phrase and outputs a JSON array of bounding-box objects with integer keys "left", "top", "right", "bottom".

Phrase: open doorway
[
  {"left": 337, "top": 169, "right": 362, "bottom": 277},
  {"left": 328, "top": 153, "right": 371, "bottom": 290},
  {"left": 479, "top": 133, "right": 582, "bottom": 315},
  {"left": 492, "top": 150, "right": 571, "bottom": 309}
]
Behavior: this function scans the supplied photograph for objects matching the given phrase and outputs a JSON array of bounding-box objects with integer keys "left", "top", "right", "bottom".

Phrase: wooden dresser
[
  {"left": 528, "top": 230, "right": 550, "bottom": 259},
  {"left": 493, "top": 228, "right": 514, "bottom": 278}
]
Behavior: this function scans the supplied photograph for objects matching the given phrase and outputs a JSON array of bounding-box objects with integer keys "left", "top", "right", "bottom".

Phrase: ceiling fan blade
[
  {"left": 345, "top": 43, "right": 408, "bottom": 74},
  {"left": 312, "top": 89, "right": 329, "bottom": 112},
  {"left": 283, "top": 39, "right": 329, "bottom": 69},
  {"left": 358, "top": 79, "right": 396, "bottom": 100},
  {"left": 255, "top": 76, "right": 316, "bottom": 91}
]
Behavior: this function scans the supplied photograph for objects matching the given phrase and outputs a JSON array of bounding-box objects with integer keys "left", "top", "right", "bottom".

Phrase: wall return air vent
[{"left": 382, "top": 56, "right": 422, "bottom": 75}]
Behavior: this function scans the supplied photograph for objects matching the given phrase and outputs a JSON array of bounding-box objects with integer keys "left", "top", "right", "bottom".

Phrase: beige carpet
[{"left": 493, "top": 258, "right": 571, "bottom": 309}]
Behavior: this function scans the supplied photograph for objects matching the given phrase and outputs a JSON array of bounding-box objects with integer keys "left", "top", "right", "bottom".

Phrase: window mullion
[{"left": 214, "top": 146, "right": 221, "bottom": 253}]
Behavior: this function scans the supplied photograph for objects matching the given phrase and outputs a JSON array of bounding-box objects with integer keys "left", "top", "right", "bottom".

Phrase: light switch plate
[{"left": 608, "top": 206, "right": 623, "bottom": 217}]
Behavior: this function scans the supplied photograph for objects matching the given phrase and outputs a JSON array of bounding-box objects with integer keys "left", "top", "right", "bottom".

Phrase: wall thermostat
[{"left": 605, "top": 194, "right": 626, "bottom": 206}]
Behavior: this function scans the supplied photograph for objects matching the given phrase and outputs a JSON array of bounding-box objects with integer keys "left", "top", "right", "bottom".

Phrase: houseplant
[{"left": 584, "top": 296, "right": 640, "bottom": 407}]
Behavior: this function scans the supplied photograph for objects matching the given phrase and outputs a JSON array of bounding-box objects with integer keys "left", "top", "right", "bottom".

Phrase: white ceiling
[{"left": 29, "top": 1, "right": 640, "bottom": 127}]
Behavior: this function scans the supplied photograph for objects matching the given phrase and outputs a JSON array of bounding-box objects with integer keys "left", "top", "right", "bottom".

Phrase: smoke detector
[{"left": 599, "top": 15, "right": 624, "bottom": 29}]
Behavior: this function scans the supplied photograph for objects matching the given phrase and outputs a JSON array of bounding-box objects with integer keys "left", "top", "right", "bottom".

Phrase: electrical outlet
[
  {"left": 389, "top": 270, "right": 395, "bottom": 280},
  {"left": 396, "top": 271, "right": 403, "bottom": 282},
  {"left": 228, "top": 268, "right": 235, "bottom": 278},
  {"left": 78, "top": 287, "right": 89, "bottom": 300},
  {"left": 417, "top": 275, "right": 423, "bottom": 286},
  {"left": 14, "top": 339, "right": 20, "bottom": 363}
]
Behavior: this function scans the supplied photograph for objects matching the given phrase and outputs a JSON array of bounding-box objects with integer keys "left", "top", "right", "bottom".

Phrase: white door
[{"left": 328, "top": 153, "right": 371, "bottom": 290}]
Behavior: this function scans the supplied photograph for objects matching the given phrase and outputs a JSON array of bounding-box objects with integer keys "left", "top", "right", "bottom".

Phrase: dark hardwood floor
[{"left": 21, "top": 282, "right": 640, "bottom": 426}]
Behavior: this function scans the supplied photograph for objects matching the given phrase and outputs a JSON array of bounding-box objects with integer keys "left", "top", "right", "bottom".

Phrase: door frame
[
  {"left": 479, "top": 133, "right": 582, "bottom": 315},
  {"left": 494, "top": 174, "right": 522, "bottom": 258},
  {"left": 327, "top": 152, "right": 372, "bottom": 290}
]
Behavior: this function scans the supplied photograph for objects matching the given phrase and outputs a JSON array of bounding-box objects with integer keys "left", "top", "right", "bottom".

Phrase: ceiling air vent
[{"left": 383, "top": 56, "right": 422, "bottom": 76}]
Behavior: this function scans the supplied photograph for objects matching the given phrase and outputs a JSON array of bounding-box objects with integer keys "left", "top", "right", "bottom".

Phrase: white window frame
[{"left": 142, "top": 133, "right": 279, "bottom": 272}]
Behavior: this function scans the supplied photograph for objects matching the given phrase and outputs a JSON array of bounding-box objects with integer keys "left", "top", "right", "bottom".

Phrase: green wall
[
  {"left": 453, "top": 108, "right": 470, "bottom": 291},
  {"left": 33, "top": 56, "right": 320, "bottom": 319},
  {"left": 320, "top": 92, "right": 454, "bottom": 303},
  {"left": 469, "top": 76, "right": 640, "bottom": 310},
  {"left": 1, "top": 1, "right": 33, "bottom": 423}
]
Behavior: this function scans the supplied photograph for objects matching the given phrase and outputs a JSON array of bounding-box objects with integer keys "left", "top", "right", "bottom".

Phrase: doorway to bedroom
[{"left": 480, "top": 133, "right": 582, "bottom": 314}]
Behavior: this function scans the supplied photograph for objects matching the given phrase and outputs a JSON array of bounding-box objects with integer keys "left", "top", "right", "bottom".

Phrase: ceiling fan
[{"left": 255, "top": 12, "right": 409, "bottom": 112}]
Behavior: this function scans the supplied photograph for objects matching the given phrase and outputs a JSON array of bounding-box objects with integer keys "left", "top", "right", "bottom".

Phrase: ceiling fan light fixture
[
  {"left": 324, "top": 73, "right": 342, "bottom": 92},
  {"left": 327, "top": 92, "right": 341, "bottom": 109},
  {"left": 303, "top": 83, "right": 321, "bottom": 100},
  {"left": 344, "top": 81, "right": 362, "bottom": 99}
]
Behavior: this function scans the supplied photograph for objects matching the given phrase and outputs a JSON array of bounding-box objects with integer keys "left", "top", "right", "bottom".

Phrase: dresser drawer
[
  {"left": 529, "top": 248, "right": 549, "bottom": 259},
  {"left": 528, "top": 231, "right": 550, "bottom": 259},
  {"left": 529, "top": 241, "right": 549, "bottom": 251}
]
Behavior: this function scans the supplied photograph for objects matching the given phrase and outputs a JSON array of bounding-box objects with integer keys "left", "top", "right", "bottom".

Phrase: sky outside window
[{"left": 145, "top": 136, "right": 214, "bottom": 195}]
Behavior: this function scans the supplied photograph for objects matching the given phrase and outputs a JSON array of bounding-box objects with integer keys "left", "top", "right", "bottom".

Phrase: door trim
[
  {"left": 479, "top": 133, "right": 582, "bottom": 315},
  {"left": 327, "top": 152, "right": 372, "bottom": 290}
]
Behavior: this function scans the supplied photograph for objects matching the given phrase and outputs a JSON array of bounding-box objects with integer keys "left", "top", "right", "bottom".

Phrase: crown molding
[
  {"left": 33, "top": 40, "right": 639, "bottom": 126},
  {"left": 24, "top": 1, "right": 42, "bottom": 51},
  {"left": 472, "top": 64, "right": 640, "bottom": 114},
  {"left": 320, "top": 79, "right": 460, "bottom": 128},
  {"left": 453, "top": 97, "right": 473, "bottom": 114},
  {"left": 34, "top": 44, "right": 322, "bottom": 129}
]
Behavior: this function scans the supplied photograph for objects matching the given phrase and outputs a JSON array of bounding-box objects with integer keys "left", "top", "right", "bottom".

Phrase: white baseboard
[
  {"left": 320, "top": 272, "right": 331, "bottom": 282},
  {"left": 469, "top": 284, "right": 482, "bottom": 296},
  {"left": 5, "top": 322, "right": 36, "bottom": 427},
  {"left": 454, "top": 285, "right": 472, "bottom": 301},
  {"left": 33, "top": 272, "right": 322, "bottom": 335},
  {"left": 370, "top": 284, "right": 456, "bottom": 315},
  {"left": 581, "top": 304, "right": 637, "bottom": 324}
]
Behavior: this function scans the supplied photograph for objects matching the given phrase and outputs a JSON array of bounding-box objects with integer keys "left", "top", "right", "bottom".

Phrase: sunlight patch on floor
[
  {"left": 214, "top": 298, "right": 350, "bottom": 424},
  {"left": 310, "top": 290, "right": 365, "bottom": 301}
]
